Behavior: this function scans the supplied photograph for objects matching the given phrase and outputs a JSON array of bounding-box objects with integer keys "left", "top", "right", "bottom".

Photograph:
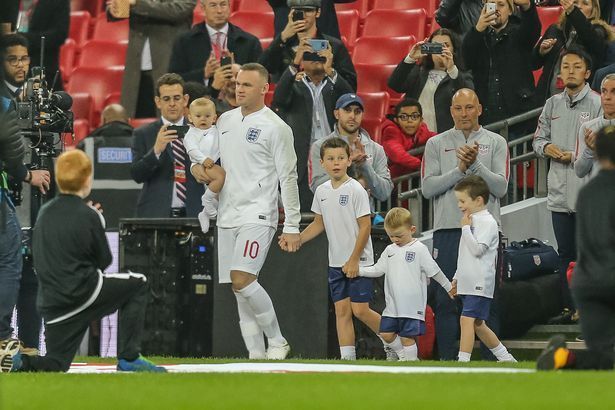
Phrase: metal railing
[{"left": 391, "top": 107, "right": 547, "bottom": 235}]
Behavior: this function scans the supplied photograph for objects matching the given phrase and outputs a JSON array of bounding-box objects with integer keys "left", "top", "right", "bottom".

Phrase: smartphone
[
  {"left": 167, "top": 125, "right": 189, "bottom": 139},
  {"left": 420, "top": 42, "right": 443, "bottom": 55},
  {"left": 485, "top": 2, "right": 496, "bottom": 14},
  {"left": 220, "top": 55, "right": 232, "bottom": 67},
  {"left": 309, "top": 39, "right": 329, "bottom": 52},
  {"left": 292, "top": 9, "right": 304, "bottom": 21}
]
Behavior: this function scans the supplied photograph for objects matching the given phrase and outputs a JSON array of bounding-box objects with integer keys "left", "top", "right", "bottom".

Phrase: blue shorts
[
  {"left": 460, "top": 295, "right": 492, "bottom": 321},
  {"left": 379, "top": 316, "right": 425, "bottom": 338},
  {"left": 328, "top": 267, "right": 373, "bottom": 303}
]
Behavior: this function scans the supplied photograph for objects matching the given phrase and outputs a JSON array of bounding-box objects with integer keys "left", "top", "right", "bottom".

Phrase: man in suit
[
  {"left": 1, "top": 34, "right": 30, "bottom": 101},
  {"left": 4, "top": 0, "right": 69, "bottom": 91},
  {"left": 109, "top": 0, "right": 196, "bottom": 118},
  {"left": 130, "top": 73, "right": 204, "bottom": 218},
  {"left": 168, "top": 0, "right": 262, "bottom": 95},
  {"left": 272, "top": 46, "right": 353, "bottom": 211}
]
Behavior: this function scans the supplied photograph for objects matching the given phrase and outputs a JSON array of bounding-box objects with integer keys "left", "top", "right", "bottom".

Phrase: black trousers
[
  {"left": 21, "top": 273, "right": 149, "bottom": 372},
  {"left": 571, "top": 284, "right": 615, "bottom": 370},
  {"left": 17, "top": 261, "right": 41, "bottom": 349}
]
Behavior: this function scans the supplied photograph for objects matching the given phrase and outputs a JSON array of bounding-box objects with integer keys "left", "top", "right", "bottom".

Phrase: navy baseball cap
[{"left": 335, "top": 93, "right": 364, "bottom": 110}]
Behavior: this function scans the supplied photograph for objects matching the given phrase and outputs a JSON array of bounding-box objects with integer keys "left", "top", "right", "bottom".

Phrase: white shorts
[{"left": 217, "top": 224, "right": 276, "bottom": 284}]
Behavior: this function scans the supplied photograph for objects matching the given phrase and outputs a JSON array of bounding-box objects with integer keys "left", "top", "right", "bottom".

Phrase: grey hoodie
[
  {"left": 533, "top": 84, "right": 602, "bottom": 212},
  {"left": 421, "top": 126, "right": 509, "bottom": 231},
  {"left": 574, "top": 116, "right": 615, "bottom": 179},
  {"left": 309, "top": 125, "right": 393, "bottom": 202}
]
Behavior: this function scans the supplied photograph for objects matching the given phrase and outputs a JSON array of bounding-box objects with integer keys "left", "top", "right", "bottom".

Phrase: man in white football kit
[{"left": 192, "top": 63, "right": 301, "bottom": 360}]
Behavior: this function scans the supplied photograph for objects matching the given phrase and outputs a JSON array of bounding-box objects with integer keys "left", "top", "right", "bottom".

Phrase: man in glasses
[
  {"left": 1, "top": 34, "right": 30, "bottom": 102},
  {"left": 381, "top": 99, "right": 437, "bottom": 179},
  {"left": 130, "top": 73, "right": 204, "bottom": 218}
]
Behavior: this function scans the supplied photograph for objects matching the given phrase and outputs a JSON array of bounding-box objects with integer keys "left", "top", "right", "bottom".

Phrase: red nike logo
[{"left": 444, "top": 148, "right": 456, "bottom": 152}]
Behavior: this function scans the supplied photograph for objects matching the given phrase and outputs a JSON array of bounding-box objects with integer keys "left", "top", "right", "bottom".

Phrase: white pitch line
[{"left": 68, "top": 362, "right": 535, "bottom": 374}]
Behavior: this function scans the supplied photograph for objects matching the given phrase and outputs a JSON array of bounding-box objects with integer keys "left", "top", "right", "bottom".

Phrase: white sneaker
[
  {"left": 202, "top": 194, "right": 219, "bottom": 219},
  {"left": 266, "top": 342, "right": 290, "bottom": 360},
  {"left": 197, "top": 210, "right": 210, "bottom": 233},
  {"left": 249, "top": 351, "right": 267, "bottom": 360}
]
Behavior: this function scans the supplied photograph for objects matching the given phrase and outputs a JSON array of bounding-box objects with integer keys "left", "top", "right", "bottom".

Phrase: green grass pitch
[{"left": 2, "top": 358, "right": 614, "bottom": 409}]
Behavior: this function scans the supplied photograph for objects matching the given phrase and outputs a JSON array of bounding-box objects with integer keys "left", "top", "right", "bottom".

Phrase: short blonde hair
[
  {"left": 384, "top": 207, "right": 413, "bottom": 229},
  {"left": 55, "top": 150, "right": 92, "bottom": 194},
  {"left": 189, "top": 97, "right": 216, "bottom": 112}
]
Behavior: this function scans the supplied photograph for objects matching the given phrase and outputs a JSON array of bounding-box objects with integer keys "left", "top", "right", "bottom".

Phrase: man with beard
[
  {"left": 309, "top": 93, "right": 393, "bottom": 207},
  {"left": 533, "top": 48, "right": 602, "bottom": 325},
  {"left": 273, "top": 48, "right": 353, "bottom": 211},
  {"left": 1, "top": 34, "right": 29, "bottom": 101}
]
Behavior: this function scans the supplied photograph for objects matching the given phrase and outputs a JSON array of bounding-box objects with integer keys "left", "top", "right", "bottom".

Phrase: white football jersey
[
  {"left": 183, "top": 125, "right": 219, "bottom": 165},
  {"left": 361, "top": 240, "right": 441, "bottom": 320},
  {"left": 455, "top": 209, "right": 499, "bottom": 298},
  {"left": 312, "top": 178, "right": 373, "bottom": 267},
  {"left": 216, "top": 106, "right": 301, "bottom": 233}
]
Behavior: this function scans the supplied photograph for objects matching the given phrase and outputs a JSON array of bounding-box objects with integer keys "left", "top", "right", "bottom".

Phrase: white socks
[
  {"left": 385, "top": 336, "right": 405, "bottom": 360},
  {"left": 402, "top": 344, "right": 419, "bottom": 361},
  {"left": 340, "top": 346, "right": 356, "bottom": 360},
  {"left": 458, "top": 351, "right": 471, "bottom": 362},
  {"left": 202, "top": 188, "right": 218, "bottom": 218},
  {"left": 490, "top": 343, "right": 517, "bottom": 362},
  {"left": 233, "top": 290, "right": 265, "bottom": 359},
  {"left": 238, "top": 281, "right": 286, "bottom": 347}
]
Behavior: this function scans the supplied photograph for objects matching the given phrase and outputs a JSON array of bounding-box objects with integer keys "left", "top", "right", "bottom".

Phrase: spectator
[
  {"left": 130, "top": 73, "right": 205, "bottom": 218},
  {"left": 388, "top": 29, "right": 473, "bottom": 133},
  {"left": 215, "top": 63, "right": 241, "bottom": 114},
  {"left": 5, "top": 0, "right": 69, "bottom": 90},
  {"left": 108, "top": 0, "right": 195, "bottom": 118},
  {"left": 309, "top": 93, "right": 393, "bottom": 205},
  {"left": 168, "top": 0, "right": 262, "bottom": 91},
  {"left": 1, "top": 34, "right": 29, "bottom": 101},
  {"left": 575, "top": 74, "right": 615, "bottom": 178},
  {"left": 532, "top": 48, "right": 602, "bottom": 324},
  {"left": 183, "top": 81, "right": 210, "bottom": 118},
  {"left": 533, "top": 0, "right": 614, "bottom": 103},
  {"left": 421, "top": 88, "right": 509, "bottom": 360},
  {"left": 435, "top": 0, "right": 483, "bottom": 38},
  {"left": 272, "top": 45, "right": 353, "bottom": 211},
  {"left": 78, "top": 104, "right": 134, "bottom": 147},
  {"left": 381, "top": 99, "right": 437, "bottom": 179},
  {"left": 259, "top": 0, "right": 356, "bottom": 89},
  {"left": 268, "top": 0, "right": 356, "bottom": 39},
  {"left": 462, "top": 0, "right": 541, "bottom": 125}
]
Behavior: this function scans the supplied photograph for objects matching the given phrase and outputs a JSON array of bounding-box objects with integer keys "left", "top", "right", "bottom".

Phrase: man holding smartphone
[{"left": 259, "top": 0, "right": 356, "bottom": 89}]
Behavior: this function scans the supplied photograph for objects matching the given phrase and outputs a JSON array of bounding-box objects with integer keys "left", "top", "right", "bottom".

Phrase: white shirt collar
[
  {"left": 206, "top": 23, "right": 229, "bottom": 38},
  {"left": 161, "top": 116, "right": 184, "bottom": 126},
  {"left": 4, "top": 80, "right": 18, "bottom": 93}
]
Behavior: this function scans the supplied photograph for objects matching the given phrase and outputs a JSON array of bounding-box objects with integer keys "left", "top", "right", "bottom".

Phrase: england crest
[
  {"left": 246, "top": 127, "right": 261, "bottom": 143},
  {"left": 478, "top": 144, "right": 489, "bottom": 155},
  {"left": 405, "top": 251, "right": 415, "bottom": 263},
  {"left": 339, "top": 195, "right": 349, "bottom": 206},
  {"left": 580, "top": 112, "right": 590, "bottom": 123},
  {"left": 533, "top": 254, "right": 542, "bottom": 266}
]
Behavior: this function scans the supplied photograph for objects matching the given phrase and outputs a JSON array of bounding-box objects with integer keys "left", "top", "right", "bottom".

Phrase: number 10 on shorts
[{"left": 243, "top": 240, "right": 260, "bottom": 259}]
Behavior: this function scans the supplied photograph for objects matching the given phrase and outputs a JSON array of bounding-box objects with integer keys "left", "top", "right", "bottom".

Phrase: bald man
[
  {"left": 101, "top": 104, "right": 130, "bottom": 125},
  {"left": 78, "top": 104, "right": 134, "bottom": 149},
  {"left": 421, "top": 88, "right": 510, "bottom": 360}
]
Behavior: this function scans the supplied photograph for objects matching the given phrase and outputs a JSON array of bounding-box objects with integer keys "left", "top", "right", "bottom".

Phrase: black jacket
[
  {"left": 33, "top": 194, "right": 111, "bottom": 320},
  {"left": 168, "top": 22, "right": 262, "bottom": 83},
  {"left": 130, "top": 119, "right": 204, "bottom": 218},
  {"left": 6, "top": 0, "right": 70, "bottom": 90},
  {"left": 259, "top": 31, "right": 356, "bottom": 90},
  {"left": 532, "top": 8, "right": 609, "bottom": 103},
  {"left": 267, "top": 0, "right": 356, "bottom": 39},
  {"left": 77, "top": 121, "right": 135, "bottom": 151},
  {"left": 462, "top": 5, "right": 541, "bottom": 122},
  {"left": 272, "top": 67, "right": 353, "bottom": 210},
  {"left": 387, "top": 61, "right": 474, "bottom": 132},
  {"left": 435, "top": 0, "right": 483, "bottom": 37}
]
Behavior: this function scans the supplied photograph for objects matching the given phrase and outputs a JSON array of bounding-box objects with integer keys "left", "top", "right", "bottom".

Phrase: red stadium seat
[
  {"left": 355, "top": 63, "right": 396, "bottom": 92},
  {"left": 358, "top": 92, "right": 390, "bottom": 121},
  {"left": 352, "top": 36, "right": 415, "bottom": 65},
  {"left": 92, "top": 14, "right": 129, "bottom": 42},
  {"left": 65, "top": 119, "right": 90, "bottom": 148},
  {"left": 71, "top": 0, "right": 104, "bottom": 16},
  {"left": 193, "top": 3, "right": 205, "bottom": 25},
  {"left": 70, "top": 92, "right": 93, "bottom": 121},
  {"left": 130, "top": 118, "right": 158, "bottom": 129},
  {"left": 537, "top": 6, "right": 562, "bottom": 35},
  {"left": 362, "top": 118, "right": 383, "bottom": 143},
  {"left": 78, "top": 41, "right": 128, "bottom": 68},
  {"left": 229, "top": 11, "right": 275, "bottom": 39},
  {"left": 363, "top": 9, "right": 427, "bottom": 40},
  {"left": 59, "top": 39, "right": 77, "bottom": 86},
  {"left": 104, "top": 91, "right": 122, "bottom": 108},
  {"left": 69, "top": 11, "right": 91, "bottom": 47},
  {"left": 372, "top": 0, "right": 437, "bottom": 19},
  {"left": 265, "top": 90, "right": 274, "bottom": 107},
  {"left": 337, "top": 10, "right": 360, "bottom": 47},
  {"left": 235, "top": 0, "right": 271, "bottom": 12},
  {"left": 260, "top": 37, "right": 273, "bottom": 50},
  {"left": 67, "top": 66, "right": 124, "bottom": 127},
  {"left": 335, "top": 0, "right": 370, "bottom": 20}
]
